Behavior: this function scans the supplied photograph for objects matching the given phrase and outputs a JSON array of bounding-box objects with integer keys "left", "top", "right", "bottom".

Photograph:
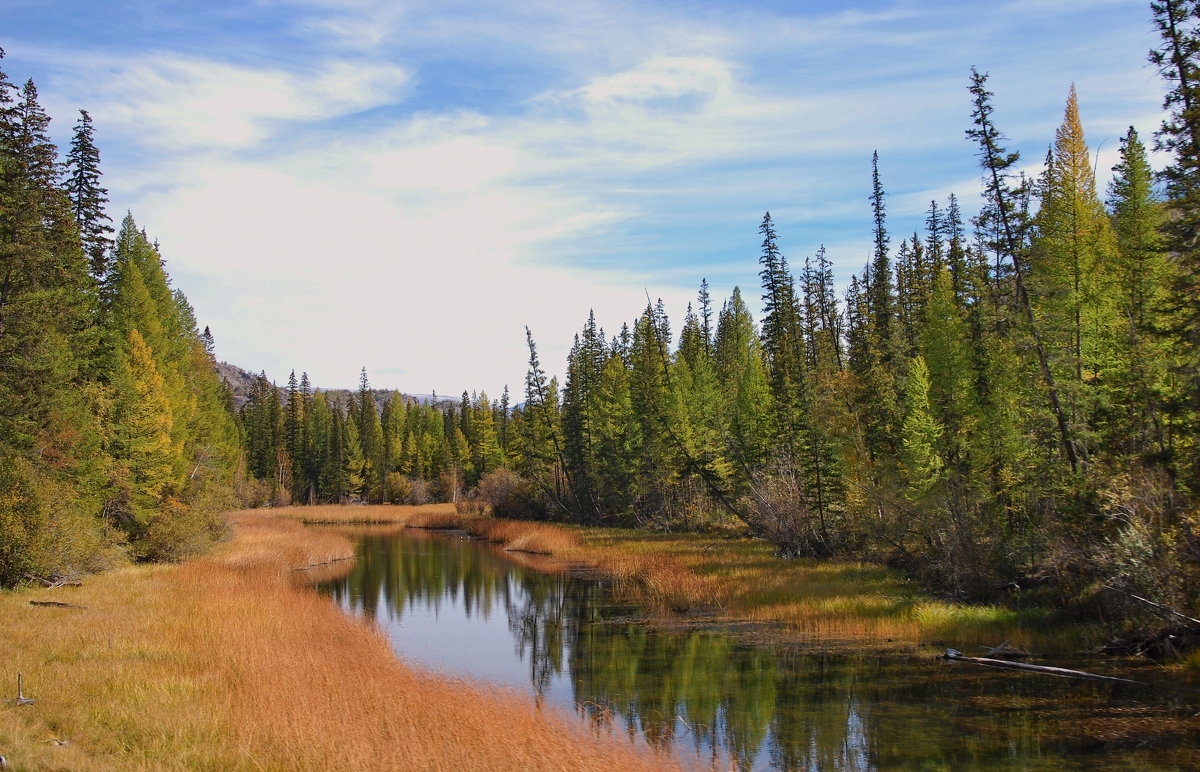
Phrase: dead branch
[
  {"left": 977, "top": 640, "right": 1029, "bottom": 659},
  {"left": 24, "top": 574, "right": 83, "bottom": 589},
  {"left": 943, "top": 648, "right": 1145, "bottom": 686},
  {"left": 291, "top": 556, "right": 353, "bottom": 572},
  {"left": 1103, "top": 584, "right": 1200, "bottom": 629}
]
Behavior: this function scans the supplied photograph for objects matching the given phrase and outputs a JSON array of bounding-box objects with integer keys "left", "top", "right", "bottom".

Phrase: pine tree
[
  {"left": 967, "top": 67, "right": 1078, "bottom": 473},
  {"left": 757, "top": 212, "right": 807, "bottom": 452},
  {"left": 672, "top": 301, "right": 732, "bottom": 525},
  {"left": 468, "top": 391, "right": 503, "bottom": 486},
  {"left": 592, "top": 347, "right": 638, "bottom": 520},
  {"left": 356, "top": 369, "right": 383, "bottom": 499},
  {"left": 698, "top": 278, "right": 714, "bottom": 354},
  {"left": 307, "top": 390, "right": 335, "bottom": 501},
  {"left": 629, "top": 303, "right": 676, "bottom": 518},
  {"left": 513, "top": 328, "right": 565, "bottom": 511},
  {"left": 714, "top": 287, "right": 771, "bottom": 482},
  {"left": 0, "top": 61, "right": 94, "bottom": 452},
  {"left": 1108, "top": 126, "right": 1174, "bottom": 457},
  {"left": 1151, "top": 0, "right": 1200, "bottom": 487},
  {"left": 899, "top": 355, "right": 943, "bottom": 498},
  {"left": 868, "top": 151, "right": 896, "bottom": 353},
  {"left": 65, "top": 109, "right": 113, "bottom": 279}
]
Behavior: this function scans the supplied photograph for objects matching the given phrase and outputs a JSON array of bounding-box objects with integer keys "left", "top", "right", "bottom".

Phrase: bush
[
  {"left": 385, "top": 472, "right": 412, "bottom": 504},
  {"left": 406, "top": 477, "right": 432, "bottom": 505},
  {"left": 744, "top": 468, "right": 835, "bottom": 559},
  {"left": 237, "top": 476, "right": 273, "bottom": 508},
  {"left": 0, "top": 455, "right": 124, "bottom": 586},
  {"left": 476, "top": 469, "right": 544, "bottom": 520},
  {"left": 138, "top": 493, "right": 228, "bottom": 563}
]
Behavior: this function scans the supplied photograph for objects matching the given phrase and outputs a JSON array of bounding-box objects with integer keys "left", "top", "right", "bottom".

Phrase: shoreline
[
  {"left": 0, "top": 509, "right": 682, "bottom": 771},
  {"left": 277, "top": 503, "right": 1191, "bottom": 663}
]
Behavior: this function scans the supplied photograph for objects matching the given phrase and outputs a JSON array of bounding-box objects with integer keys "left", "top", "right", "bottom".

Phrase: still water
[{"left": 317, "top": 527, "right": 1200, "bottom": 771}]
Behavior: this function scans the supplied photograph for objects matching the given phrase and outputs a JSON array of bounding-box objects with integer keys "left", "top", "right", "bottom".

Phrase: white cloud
[
  {"left": 18, "top": 0, "right": 1162, "bottom": 395},
  {"left": 87, "top": 55, "right": 409, "bottom": 151},
  {"left": 574, "top": 56, "right": 734, "bottom": 105}
]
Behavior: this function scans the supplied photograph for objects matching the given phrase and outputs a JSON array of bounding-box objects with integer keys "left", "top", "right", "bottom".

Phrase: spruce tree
[
  {"left": 756, "top": 212, "right": 807, "bottom": 452},
  {"left": 1108, "top": 126, "right": 1174, "bottom": 457},
  {"left": 66, "top": 109, "right": 113, "bottom": 279},
  {"left": 714, "top": 287, "right": 771, "bottom": 480},
  {"left": 967, "top": 67, "right": 1078, "bottom": 473},
  {"left": 1151, "top": 0, "right": 1200, "bottom": 486}
]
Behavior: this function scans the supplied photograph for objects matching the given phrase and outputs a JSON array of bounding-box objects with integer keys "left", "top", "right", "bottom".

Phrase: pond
[{"left": 317, "top": 526, "right": 1200, "bottom": 771}]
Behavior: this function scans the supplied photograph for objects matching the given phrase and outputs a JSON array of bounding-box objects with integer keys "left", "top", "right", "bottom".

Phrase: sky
[{"left": 4, "top": 0, "right": 1168, "bottom": 397}]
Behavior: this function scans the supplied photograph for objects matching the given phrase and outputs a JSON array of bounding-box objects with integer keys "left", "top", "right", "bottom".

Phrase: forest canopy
[{"left": 3, "top": 2, "right": 1200, "bottom": 635}]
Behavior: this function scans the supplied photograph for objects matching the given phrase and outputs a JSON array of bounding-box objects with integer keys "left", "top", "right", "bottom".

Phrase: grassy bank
[
  {"left": 272, "top": 505, "right": 1106, "bottom": 654},
  {"left": 0, "top": 511, "right": 681, "bottom": 771}
]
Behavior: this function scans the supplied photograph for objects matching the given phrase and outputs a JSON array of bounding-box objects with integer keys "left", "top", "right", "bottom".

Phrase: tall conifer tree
[{"left": 65, "top": 109, "right": 113, "bottom": 279}]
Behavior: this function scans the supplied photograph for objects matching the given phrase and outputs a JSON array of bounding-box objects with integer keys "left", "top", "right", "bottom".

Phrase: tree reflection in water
[{"left": 321, "top": 528, "right": 1200, "bottom": 772}]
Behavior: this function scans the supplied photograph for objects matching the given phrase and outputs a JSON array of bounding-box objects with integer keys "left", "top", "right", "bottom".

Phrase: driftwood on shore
[
  {"left": 24, "top": 574, "right": 83, "bottom": 589},
  {"left": 10, "top": 673, "right": 35, "bottom": 707},
  {"left": 943, "top": 648, "right": 1146, "bottom": 686},
  {"left": 29, "top": 600, "right": 87, "bottom": 610},
  {"left": 291, "top": 556, "right": 353, "bottom": 572}
]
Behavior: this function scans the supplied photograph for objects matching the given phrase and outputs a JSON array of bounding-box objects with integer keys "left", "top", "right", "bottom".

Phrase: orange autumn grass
[
  {"left": 268, "top": 501, "right": 459, "bottom": 525},
  {"left": 270, "top": 505, "right": 1096, "bottom": 652},
  {"left": 0, "top": 511, "right": 683, "bottom": 771}
]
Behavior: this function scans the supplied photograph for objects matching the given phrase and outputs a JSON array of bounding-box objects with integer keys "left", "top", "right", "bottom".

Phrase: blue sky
[{"left": 5, "top": 0, "right": 1165, "bottom": 396}]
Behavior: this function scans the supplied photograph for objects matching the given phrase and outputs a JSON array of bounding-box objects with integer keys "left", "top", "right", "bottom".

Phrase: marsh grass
[
  {"left": 464, "top": 518, "right": 581, "bottom": 554},
  {"left": 294, "top": 507, "right": 1088, "bottom": 651},
  {"left": 268, "top": 502, "right": 458, "bottom": 525},
  {"left": 0, "top": 510, "right": 681, "bottom": 771},
  {"left": 256, "top": 504, "right": 1107, "bottom": 651},
  {"left": 571, "top": 527, "right": 1099, "bottom": 652}
]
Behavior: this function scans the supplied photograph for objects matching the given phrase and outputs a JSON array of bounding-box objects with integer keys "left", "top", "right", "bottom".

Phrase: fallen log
[
  {"left": 29, "top": 600, "right": 87, "bottom": 609},
  {"left": 943, "top": 648, "right": 1146, "bottom": 686},
  {"left": 977, "top": 639, "right": 1029, "bottom": 659}
]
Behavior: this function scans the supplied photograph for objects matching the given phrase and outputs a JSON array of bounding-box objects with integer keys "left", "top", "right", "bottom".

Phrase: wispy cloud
[
  {"left": 82, "top": 55, "right": 410, "bottom": 151},
  {"left": 5, "top": 0, "right": 1166, "bottom": 393}
]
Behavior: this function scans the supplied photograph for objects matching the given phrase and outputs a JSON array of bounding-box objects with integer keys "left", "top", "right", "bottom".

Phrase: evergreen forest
[{"left": 5, "top": 1, "right": 1200, "bottom": 635}]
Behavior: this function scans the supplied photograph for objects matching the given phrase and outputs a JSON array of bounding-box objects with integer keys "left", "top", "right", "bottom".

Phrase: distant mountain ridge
[{"left": 215, "top": 362, "right": 453, "bottom": 411}]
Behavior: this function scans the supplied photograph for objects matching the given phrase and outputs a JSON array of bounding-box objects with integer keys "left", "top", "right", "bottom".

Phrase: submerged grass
[{"left": 0, "top": 510, "right": 682, "bottom": 771}]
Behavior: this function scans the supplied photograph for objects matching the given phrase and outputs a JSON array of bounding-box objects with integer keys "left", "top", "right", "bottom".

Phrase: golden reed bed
[{"left": 0, "top": 511, "right": 682, "bottom": 771}]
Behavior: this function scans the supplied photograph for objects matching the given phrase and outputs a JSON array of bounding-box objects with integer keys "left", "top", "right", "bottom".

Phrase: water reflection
[{"left": 318, "top": 528, "right": 1200, "bottom": 772}]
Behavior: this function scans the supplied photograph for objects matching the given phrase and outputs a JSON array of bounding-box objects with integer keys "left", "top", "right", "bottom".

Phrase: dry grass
[
  {"left": 265, "top": 505, "right": 1104, "bottom": 651},
  {"left": 0, "top": 509, "right": 683, "bottom": 771},
  {"left": 566, "top": 527, "right": 1093, "bottom": 652},
  {"left": 230, "top": 503, "right": 1097, "bottom": 651},
  {"left": 464, "top": 519, "right": 581, "bottom": 555},
  {"left": 270, "top": 502, "right": 475, "bottom": 531},
  {"left": 267, "top": 502, "right": 459, "bottom": 524}
]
